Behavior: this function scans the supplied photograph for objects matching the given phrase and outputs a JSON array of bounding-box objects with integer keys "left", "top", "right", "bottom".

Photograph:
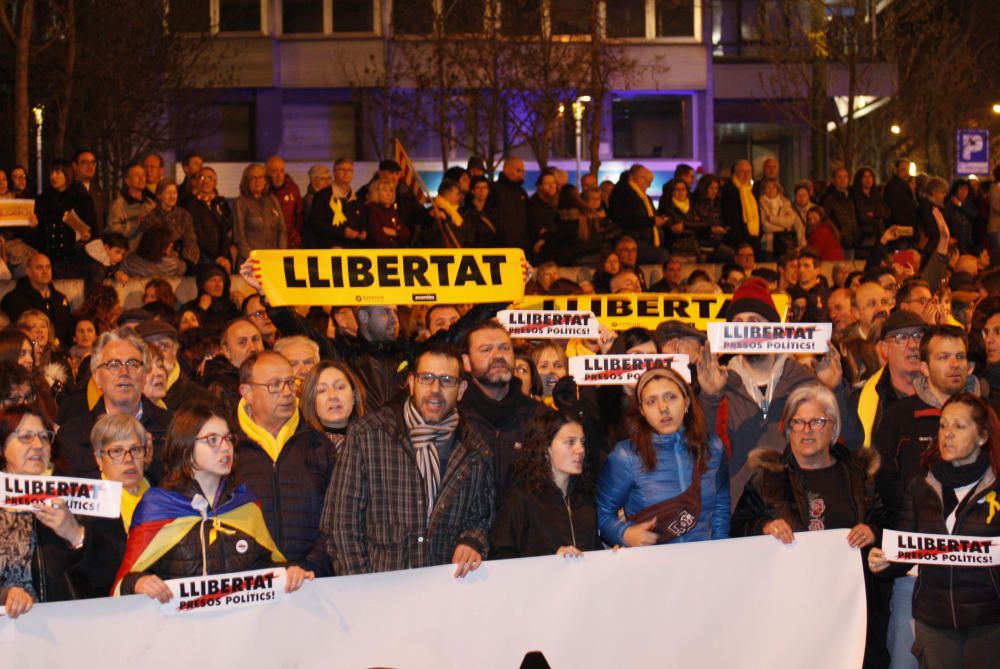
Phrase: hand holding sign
[
  {"left": 240, "top": 257, "right": 264, "bottom": 294},
  {"left": 867, "top": 547, "right": 891, "bottom": 573},
  {"left": 30, "top": 497, "right": 84, "bottom": 545},
  {"left": 696, "top": 340, "right": 728, "bottom": 396},
  {"left": 136, "top": 575, "right": 174, "bottom": 603},
  {"left": 814, "top": 347, "right": 843, "bottom": 390},
  {"left": 285, "top": 566, "right": 314, "bottom": 593},
  {"left": 1, "top": 587, "right": 33, "bottom": 619}
]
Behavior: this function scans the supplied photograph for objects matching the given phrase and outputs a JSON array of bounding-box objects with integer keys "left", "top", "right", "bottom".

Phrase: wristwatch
[{"left": 69, "top": 526, "right": 86, "bottom": 550}]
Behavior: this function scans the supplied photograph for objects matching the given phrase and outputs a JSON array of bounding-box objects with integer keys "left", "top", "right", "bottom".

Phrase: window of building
[
  {"left": 333, "top": 0, "right": 374, "bottom": 32},
  {"left": 443, "top": 0, "right": 485, "bottom": 34},
  {"left": 612, "top": 95, "right": 693, "bottom": 159},
  {"left": 219, "top": 0, "right": 262, "bottom": 32},
  {"left": 281, "top": 103, "right": 358, "bottom": 160},
  {"left": 501, "top": 0, "right": 542, "bottom": 36},
  {"left": 168, "top": 0, "right": 212, "bottom": 33},
  {"left": 282, "top": 0, "right": 324, "bottom": 34},
  {"left": 655, "top": 0, "right": 695, "bottom": 37},
  {"left": 189, "top": 102, "right": 255, "bottom": 162},
  {"left": 394, "top": 0, "right": 436, "bottom": 35},
  {"left": 551, "top": 0, "right": 591, "bottom": 36},
  {"left": 605, "top": 0, "right": 646, "bottom": 38}
]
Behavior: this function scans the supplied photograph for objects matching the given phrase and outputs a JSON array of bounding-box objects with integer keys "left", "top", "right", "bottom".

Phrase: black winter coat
[
  {"left": 200, "top": 355, "right": 242, "bottom": 418},
  {"left": 347, "top": 339, "right": 411, "bottom": 414},
  {"left": 891, "top": 466, "right": 1000, "bottom": 631},
  {"left": 820, "top": 186, "right": 860, "bottom": 248},
  {"left": 459, "top": 378, "right": 548, "bottom": 500},
  {"left": 732, "top": 444, "right": 887, "bottom": 538},
  {"left": 236, "top": 418, "right": 335, "bottom": 576},
  {"left": 118, "top": 481, "right": 276, "bottom": 594},
  {"left": 0, "top": 277, "right": 74, "bottom": 347},
  {"left": 609, "top": 177, "right": 658, "bottom": 247},
  {"left": 873, "top": 394, "right": 941, "bottom": 527},
  {"left": 884, "top": 175, "right": 917, "bottom": 228},
  {"left": 55, "top": 397, "right": 173, "bottom": 484},
  {"left": 302, "top": 185, "right": 366, "bottom": 249},
  {"left": 66, "top": 515, "right": 127, "bottom": 598},
  {"left": 490, "top": 479, "right": 601, "bottom": 559},
  {"left": 182, "top": 194, "right": 233, "bottom": 262},
  {"left": 489, "top": 174, "right": 529, "bottom": 252}
]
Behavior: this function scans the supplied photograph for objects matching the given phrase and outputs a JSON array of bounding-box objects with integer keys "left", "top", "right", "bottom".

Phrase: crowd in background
[{"left": 2, "top": 151, "right": 1000, "bottom": 668}]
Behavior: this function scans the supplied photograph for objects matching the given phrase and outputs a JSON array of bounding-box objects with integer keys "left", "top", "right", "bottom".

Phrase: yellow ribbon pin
[
  {"left": 986, "top": 491, "right": 1000, "bottom": 525},
  {"left": 209, "top": 517, "right": 237, "bottom": 544}
]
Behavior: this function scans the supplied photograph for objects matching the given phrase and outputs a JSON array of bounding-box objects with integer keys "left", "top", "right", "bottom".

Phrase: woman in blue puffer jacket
[{"left": 597, "top": 367, "right": 730, "bottom": 547}]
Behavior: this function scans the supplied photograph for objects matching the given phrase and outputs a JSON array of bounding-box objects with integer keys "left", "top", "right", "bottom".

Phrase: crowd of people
[{"left": 2, "top": 151, "right": 1000, "bottom": 668}]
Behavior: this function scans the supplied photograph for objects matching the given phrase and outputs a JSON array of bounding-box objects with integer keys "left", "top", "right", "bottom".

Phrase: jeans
[{"left": 888, "top": 574, "right": 917, "bottom": 669}]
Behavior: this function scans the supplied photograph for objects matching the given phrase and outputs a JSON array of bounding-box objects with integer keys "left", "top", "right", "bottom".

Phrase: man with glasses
[
  {"left": 326, "top": 340, "right": 495, "bottom": 577},
  {"left": 72, "top": 149, "right": 104, "bottom": 232},
  {"left": 896, "top": 279, "right": 947, "bottom": 325},
  {"left": 242, "top": 293, "right": 279, "bottom": 347},
  {"left": 235, "top": 350, "right": 333, "bottom": 576},
  {"left": 852, "top": 310, "right": 928, "bottom": 450},
  {"left": 56, "top": 328, "right": 172, "bottom": 482},
  {"left": 303, "top": 157, "right": 367, "bottom": 249}
]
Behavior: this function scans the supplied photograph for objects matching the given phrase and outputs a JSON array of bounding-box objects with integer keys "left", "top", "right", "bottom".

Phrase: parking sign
[{"left": 956, "top": 129, "right": 989, "bottom": 174}]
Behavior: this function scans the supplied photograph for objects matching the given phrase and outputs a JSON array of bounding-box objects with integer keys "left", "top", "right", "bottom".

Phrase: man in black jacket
[
  {"left": 608, "top": 164, "right": 668, "bottom": 264},
  {"left": 236, "top": 351, "right": 333, "bottom": 576},
  {"left": 201, "top": 318, "right": 264, "bottom": 417},
  {"left": 1, "top": 253, "right": 74, "bottom": 346},
  {"left": 883, "top": 159, "right": 917, "bottom": 229},
  {"left": 820, "top": 167, "right": 859, "bottom": 253},
  {"left": 489, "top": 156, "right": 529, "bottom": 253},
  {"left": 459, "top": 320, "right": 548, "bottom": 499},
  {"left": 56, "top": 328, "right": 172, "bottom": 482},
  {"left": 720, "top": 159, "right": 761, "bottom": 255},
  {"left": 302, "top": 157, "right": 367, "bottom": 249},
  {"left": 351, "top": 305, "right": 411, "bottom": 414}
]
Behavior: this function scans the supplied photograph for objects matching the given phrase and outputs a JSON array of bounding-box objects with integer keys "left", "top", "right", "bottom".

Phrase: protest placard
[
  {"left": 496, "top": 309, "right": 600, "bottom": 339},
  {"left": 882, "top": 529, "right": 1000, "bottom": 567},
  {"left": 160, "top": 567, "right": 288, "bottom": 616},
  {"left": 706, "top": 322, "right": 832, "bottom": 354},
  {"left": 0, "top": 199, "right": 35, "bottom": 227},
  {"left": 0, "top": 472, "right": 122, "bottom": 518},
  {"left": 569, "top": 354, "right": 690, "bottom": 385}
]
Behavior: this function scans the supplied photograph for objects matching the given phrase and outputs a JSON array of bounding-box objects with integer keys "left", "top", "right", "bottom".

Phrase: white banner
[
  {"left": 707, "top": 322, "right": 832, "bottom": 354},
  {"left": 496, "top": 309, "right": 600, "bottom": 339},
  {"left": 0, "top": 472, "right": 122, "bottom": 518},
  {"left": 882, "top": 529, "right": 1000, "bottom": 567},
  {"left": 569, "top": 353, "right": 690, "bottom": 385},
  {"left": 161, "top": 568, "right": 288, "bottom": 616},
  {"left": 0, "top": 531, "right": 866, "bottom": 668}
]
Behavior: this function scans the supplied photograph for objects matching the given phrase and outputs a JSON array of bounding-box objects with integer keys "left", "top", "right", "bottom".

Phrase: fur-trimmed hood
[{"left": 747, "top": 443, "right": 880, "bottom": 480}]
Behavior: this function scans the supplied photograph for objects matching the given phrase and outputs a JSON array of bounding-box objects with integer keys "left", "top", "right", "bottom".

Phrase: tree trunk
[
  {"left": 8, "top": 0, "right": 36, "bottom": 168},
  {"left": 55, "top": 0, "right": 77, "bottom": 158}
]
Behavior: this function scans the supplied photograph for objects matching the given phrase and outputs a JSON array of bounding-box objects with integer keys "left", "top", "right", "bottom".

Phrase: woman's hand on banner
[
  {"left": 135, "top": 575, "right": 173, "bottom": 603},
  {"left": 556, "top": 546, "right": 584, "bottom": 558},
  {"left": 285, "top": 566, "right": 315, "bottom": 593},
  {"left": 30, "top": 497, "right": 84, "bottom": 545},
  {"left": 239, "top": 257, "right": 264, "bottom": 294},
  {"left": 2, "top": 586, "right": 34, "bottom": 618},
  {"left": 452, "top": 545, "right": 483, "bottom": 579},
  {"left": 847, "top": 524, "right": 876, "bottom": 549},
  {"left": 763, "top": 519, "right": 795, "bottom": 545},
  {"left": 867, "top": 547, "right": 890, "bottom": 573}
]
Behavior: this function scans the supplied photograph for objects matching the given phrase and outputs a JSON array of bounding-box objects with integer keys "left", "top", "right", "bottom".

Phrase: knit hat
[{"left": 727, "top": 277, "right": 781, "bottom": 322}]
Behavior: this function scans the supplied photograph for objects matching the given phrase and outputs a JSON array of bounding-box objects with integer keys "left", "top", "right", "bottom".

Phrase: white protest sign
[
  {"left": 0, "top": 472, "right": 122, "bottom": 518},
  {"left": 882, "top": 529, "right": 1000, "bottom": 567},
  {"left": 160, "top": 567, "right": 288, "bottom": 616},
  {"left": 497, "top": 309, "right": 600, "bottom": 339},
  {"left": 0, "top": 199, "right": 35, "bottom": 227},
  {"left": 569, "top": 354, "right": 690, "bottom": 385},
  {"left": 707, "top": 322, "right": 832, "bottom": 354}
]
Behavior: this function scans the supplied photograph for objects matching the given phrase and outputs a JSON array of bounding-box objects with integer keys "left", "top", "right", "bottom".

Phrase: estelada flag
[
  {"left": 393, "top": 137, "right": 430, "bottom": 205},
  {"left": 111, "top": 483, "right": 284, "bottom": 595}
]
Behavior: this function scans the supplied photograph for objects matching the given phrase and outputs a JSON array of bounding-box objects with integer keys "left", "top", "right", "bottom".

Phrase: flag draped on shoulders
[{"left": 111, "top": 483, "right": 284, "bottom": 595}]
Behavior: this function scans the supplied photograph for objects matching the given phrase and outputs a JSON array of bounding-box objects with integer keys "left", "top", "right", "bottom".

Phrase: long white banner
[{"left": 0, "top": 530, "right": 866, "bottom": 667}]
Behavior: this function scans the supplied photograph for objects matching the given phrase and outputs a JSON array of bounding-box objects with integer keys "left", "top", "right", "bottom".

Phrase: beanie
[{"left": 727, "top": 277, "right": 781, "bottom": 322}]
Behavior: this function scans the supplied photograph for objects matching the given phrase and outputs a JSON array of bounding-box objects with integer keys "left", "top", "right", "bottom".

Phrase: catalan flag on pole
[{"left": 394, "top": 137, "right": 430, "bottom": 205}]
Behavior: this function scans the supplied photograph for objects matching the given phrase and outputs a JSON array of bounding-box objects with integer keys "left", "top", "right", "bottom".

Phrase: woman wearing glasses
[
  {"left": 0, "top": 406, "right": 77, "bottom": 617},
  {"left": 65, "top": 414, "right": 151, "bottom": 597},
  {"left": 114, "top": 403, "right": 313, "bottom": 600}
]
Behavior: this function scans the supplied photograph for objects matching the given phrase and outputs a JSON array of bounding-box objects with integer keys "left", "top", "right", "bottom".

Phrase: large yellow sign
[
  {"left": 251, "top": 248, "right": 527, "bottom": 306},
  {"left": 515, "top": 293, "right": 791, "bottom": 331}
]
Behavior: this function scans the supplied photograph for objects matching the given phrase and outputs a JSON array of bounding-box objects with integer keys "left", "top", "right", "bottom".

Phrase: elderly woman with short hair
[{"left": 234, "top": 163, "right": 286, "bottom": 264}]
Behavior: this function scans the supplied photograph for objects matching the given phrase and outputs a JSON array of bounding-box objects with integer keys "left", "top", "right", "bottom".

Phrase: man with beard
[
  {"left": 872, "top": 325, "right": 977, "bottom": 667},
  {"left": 236, "top": 351, "right": 333, "bottom": 575},
  {"left": 699, "top": 278, "right": 856, "bottom": 504},
  {"left": 839, "top": 282, "right": 891, "bottom": 343},
  {"left": 459, "top": 320, "right": 547, "bottom": 498},
  {"left": 350, "top": 305, "right": 410, "bottom": 413},
  {"left": 853, "top": 310, "right": 927, "bottom": 449},
  {"left": 326, "top": 340, "right": 495, "bottom": 576}
]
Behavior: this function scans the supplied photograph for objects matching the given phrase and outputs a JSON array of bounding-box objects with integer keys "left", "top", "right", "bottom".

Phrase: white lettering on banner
[
  {"left": 569, "top": 354, "right": 691, "bottom": 385},
  {"left": 1, "top": 531, "right": 865, "bottom": 668},
  {"left": 496, "top": 310, "right": 600, "bottom": 339},
  {"left": 882, "top": 529, "right": 1000, "bottom": 567},
  {"left": 161, "top": 568, "right": 288, "bottom": 616},
  {"left": 706, "top": 322, "right": 832, "bottom": 355},
  {"left": 0, "top": 472, "right": 122, "bottom": 519}
]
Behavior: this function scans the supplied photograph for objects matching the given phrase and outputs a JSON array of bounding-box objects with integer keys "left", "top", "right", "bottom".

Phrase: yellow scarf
[
  {"left": 672, "top": 197, "right": 690, "bottom": 214},
  {"left": 433, "top": 195, "right": 463, "bottom": 228},
  {"left": 858, "top": 367, "right": 884, "bottom": 448},
  {"left": 329, "top": 194, "right": 346, "bottom": 227},
  {"left": 165, "top": 361, "right": 181, "bottom": 392},
  {"left": 237, "top": 399, "right": 300, "bottom": 463},
  {"left": 628, "top": 180, "right": 659, "bottom": 246},
  {"left": 735, "top": 178, "right": 760, "bottom": 237},
  {"left": 111, "top": 475, "right": 151, "bottom": 533},
  {"left": 87, "top": 376, "right": 102, "bottom": 410}
]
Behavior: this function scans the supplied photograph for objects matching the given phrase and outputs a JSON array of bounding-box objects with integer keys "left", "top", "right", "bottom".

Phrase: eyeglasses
[
  {"left": 886, "top": 331, "right": 924, "bottom": 346},
  {"left": 2, "top": 393, "right": 37, "bottom": 405},
  {"left": 415, "top": 372, "right": 460, "bottom": 388},
  {"left": 250, "top": 378, "right": 297, "bottom": 394},
  {"left": 12, "top": 429, "right": 55, "bottom": 444},
  {"left": 194, "top": 433, "right": 237, "bottom": 449},
  {"left": 100, "top": 444, "right": 145, "bottom": 463},
  {"left": 789, "top": 417, "right": 831, "bottom": 432},
  {"left": 99, "top": 358, "right": 144, "bottom": 373}
]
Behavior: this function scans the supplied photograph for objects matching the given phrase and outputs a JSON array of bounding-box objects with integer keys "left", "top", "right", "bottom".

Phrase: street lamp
[
  {"left": 572, "top": 95, "right": 592, "bottom": 187},
  {"left": 992, "top": 103, "right": 1000, "bottom": 114},
  {"left": 32, "top": 105, "right": 44, "bottom": 195},
  {"left": 890, "top": 124, "right": 901, "bottom": 135}
]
